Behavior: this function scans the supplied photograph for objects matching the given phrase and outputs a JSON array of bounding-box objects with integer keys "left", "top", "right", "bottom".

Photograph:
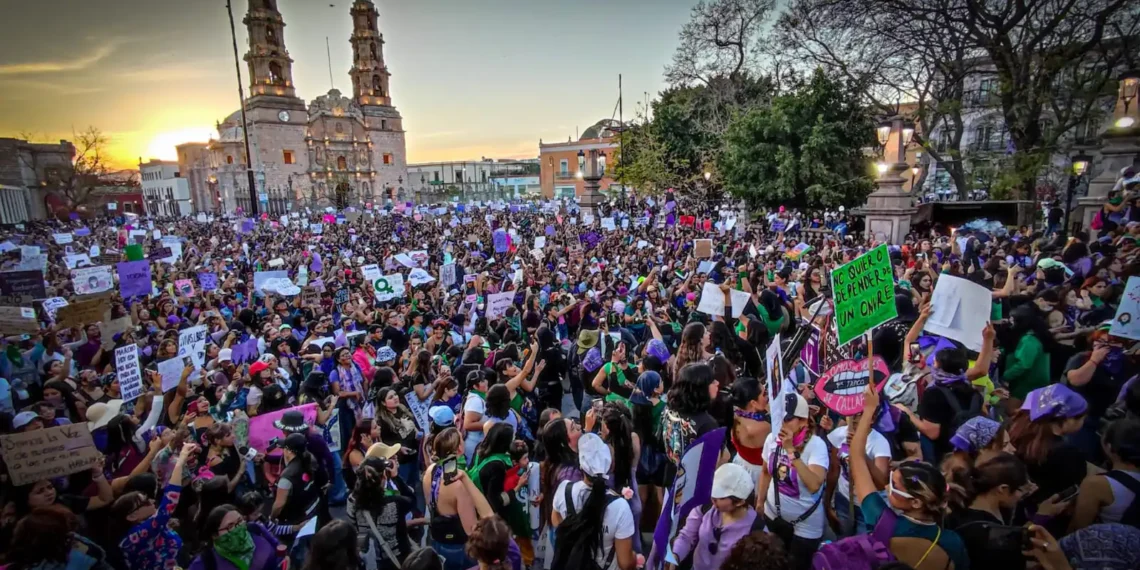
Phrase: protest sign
[
  {"left": 114, "top": 345, "right": 144, "bottom": 402},
  {"left": 534, "top": 236, "right": 546, "bottom": 250},
  {"left": 41, "top": 297, "right": 68, "bottom": 321},
  {"left": 393, "top": 253, "right": 416, "bottom": 268},
  {"left": 373, "top": 274, "right": 405, "bottom": 302},
  {"left": 230, "top": 338, "right": 259, "bottom": 364},
  {"left": 440, "top": 263, "right": 456, "bottom": 288},
  {"left": 601, "top": 217, "right": 616, "bottom": 231},
  {"left": 1110, "top": 276, "right": 1140, "bottom": 341},
  {"left": 829, "top": 245, "right": 897, "bottom": 346},
  {"left": 695, "top": 282, "right": 751, "bottom": 318},
  {"left": 72, "top": 265, "right": 114, "bottom": 296},
  {"left": 178, "top": 325, "right": 208, "bottom": 370},
  {"left": 694, "top": 239, "right": 712, "bottom": 259},
  {"left": 302, "top": 286, "right": 321, "bottom": 307},
  {"left": 52, "top": 233, "right": 73, "bottom": 245},
  {"left": 800, "top": 325, "right": 822, "bottom": 377},
  {"left": 64, "top": 253, "right": 92, "bottom": 269},
  {"left": 0, "top": 424, "right": 102, "bottom": 486},
  {"left": 492, "top": 229, "right": 509, "bottom": 253},
  {"left": 0, "top": 270, "right": 47, "bottom": 302},
  {"left": 922, "top": 274, "right": 991, "bottom": 351},
  {"left": 813, "top": 357, "right": 890, "bottom": 416},
  {"left": 147, "top": 247, "right": 172, "bottom": 261},
  {"left": 786, "top": 243, "right": 812, "bottom": 260},
  {"left": 174, "top": 279, "right": 195, "bottom": 297},
  {"left": 157, "top": 355, "right": 189, "bottom": 393},
  {"left": 117, "top": 260, "right": 152, "bottom": 298},
  {"left": 100, "top": 317, "right": 133, "bottom": 343},
  {"left": 253, "top": 270, "right": 289, "bottom": 292},
  {"left": 14, "top": 253, "right": 47, "bottom": 273},
  {"left": 408, "top": 268, "right": 435, "bottom": 287},
  {"left": 333, "top": 288, "right": 350, "bottom": 307},
  {"left": 485, "top": 291, "right": 515, "bottom": 319},
  {"left": 55, "top": 298, "right": 106, "bottom": 329},
  {"left": 0, "top": 307, "right": 38, "bottom": 335},
  {"left": 248, "top": 403, "right": 319, "bottom": 452},
  {"left": 360, "top": 264, "right": 381, "bottom": 283},
  {"left": 198, "top": 272, "right": 218, "bottom": 291}
]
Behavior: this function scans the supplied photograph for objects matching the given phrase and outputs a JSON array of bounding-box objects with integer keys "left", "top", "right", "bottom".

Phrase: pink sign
[
  {"left": 813, "top": 357, "right": 890, "bottom": 417},
  {"left": 322, "top": 214, "right": 336, "bottom": 224},
  {"left": 248, "top": 403, "right": 319, "bottom": 452}
]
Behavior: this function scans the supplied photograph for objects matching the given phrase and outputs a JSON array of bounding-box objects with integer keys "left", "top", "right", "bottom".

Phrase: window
[
  {"left": 266, "top": 27, "right": 278, "bottom": 46},
  {"left": 335, "top": 122, "right": 344, "bottom": 134},
  {"left": 124, "top": 203, "right": 134, "bottom": 213},
  {"left": 226, "top": 155, "right": 234, "bottom": 164},
  {"left": 381, "top": 119, "right": 387, "bottom": 130},
  {"left": 979, "top": 78, "right": 996, "bottom": 94},
  {"left": 577, "top": 154, "right": 585, "bottom": 173},
  {"left": 269, "top": 61, "right": 283, "bottom": 84},
  {"left": 283, "top": 150, "right": 295, "bottom": 165},
  {"left": 383, "top": 153, "right": 393, "bottom": 165},
  {"left": 370, "top": 43, "right": 377, "bottom": 60},
  {"left": 433, "top": 171, "right": 440, "bottom": 182},
  {"left": 559, "top": 159, "right": 568, "bottom": 174},
  {"left": 337, "top": 156, "right": 347, "bottom": 170},
  {"left": 372, "top": 75, "right": 383, "bottom": 96},
  {"left": 598, "top": 155, "right": 606, "bottom": 175}
]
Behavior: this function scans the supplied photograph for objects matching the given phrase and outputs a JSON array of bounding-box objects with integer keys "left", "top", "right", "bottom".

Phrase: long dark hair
[
  {"left": 667, "top": 362, "right": 714, "bottom": 416},
  {"left": 1003, "top": 304, "right": 1058, "bottom": 355},
  {"left": 601, "top": 402, "right": 634, "bottom": 489},
  {"left": 709, "top": 321, "right": 742, "bottom": 368},
  {"left": 201, "top": 505, "right": 239, "bottom": 547},
  {"left": 193, "top": 478, "right": 232, "bottom": 547},
  {"left": 475, "top": 422, "right": 514, "bottom": 461},
  {"left": 539, "top": 418, "right": 578, "bottom": 529},
  {"left": 302, "top": 520, "right": 361, "bottom": 570},
  {"left": 551, "top": 472, "right": 612, "bottom": 568},
  {"left": 484, "top": 384, "right": 511, "bottom": 419}
]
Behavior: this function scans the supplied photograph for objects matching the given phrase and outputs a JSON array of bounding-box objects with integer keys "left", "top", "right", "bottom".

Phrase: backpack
[
  {"left": 551, "top": 482, "right": 621, "bottom": 570},
  {"left": 812, "top": 505, "right": 898, "bottom": 569},
  {"left": 1091, "top": 209, "right": 1104, "bottom": 231},
  {"left": 932, "top": 384, "right": 983, "bottom": 435},
  {"left": 1103, "top": 471, "right": 1140, "bottom": 528}
]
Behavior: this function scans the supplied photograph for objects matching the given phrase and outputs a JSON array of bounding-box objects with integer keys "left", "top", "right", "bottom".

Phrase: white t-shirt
[
  {"left": 762, "top": 433, "right": 829, "bottom": 539},
  {"left": 553, "top": 480, "right": 635, "bottom": 570},
  {"left": 463, "top": 392, "right": 486, "bottom": 416},
  {"left": 826, "top": 426, "right": 892, "bottom": 502}
]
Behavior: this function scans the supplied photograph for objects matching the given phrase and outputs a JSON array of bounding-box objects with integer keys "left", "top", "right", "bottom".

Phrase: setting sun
[{"left": 143, "top": 127, "right": 216, "bottom": 162}]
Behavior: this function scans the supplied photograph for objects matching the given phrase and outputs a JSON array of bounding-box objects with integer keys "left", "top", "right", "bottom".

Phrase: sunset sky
[{"left": 0, "top": 0, "right": 697, "bottom": 170}]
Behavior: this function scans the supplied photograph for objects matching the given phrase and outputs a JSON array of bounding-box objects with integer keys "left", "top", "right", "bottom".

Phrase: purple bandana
[
  {"left": 1021, "top": 384, "right": 1088, "bottom": 422},
  {"left": 949, "top": 416, "right": 1001, "bottom": 453}
]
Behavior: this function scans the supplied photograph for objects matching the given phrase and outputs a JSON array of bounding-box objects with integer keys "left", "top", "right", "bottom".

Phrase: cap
[
  {"left": 249, "top": 361, "right": 269, "bottom": 376},
  {"left": 429, "top": 405, "right": 455, "bottom": 427},
  {"left": 279, "top": 323, "right": 292, "bottom": 330},
  {"left": 218, "top": 348, "right": 233, "bottom": 363},
  {"left": 366, "top": 442, "right": 402, "bottom": 460},
  {"left": 12, "top": 411, "right": 39, "bottom": 430},
  {"left": 376, "top": 346, "right": 397, "bottom": 362},
  {"left": 283, "top": 433, "right": 308, "bottom": 454},
  {"left": 711, "top": 463, "right": 755, "bottom": 500},
  {"left": 785, "top": 393, "right": 810, "bottom": 422},
  {"left": 578, "top": 433, "right": 611, "bottom": 477}
]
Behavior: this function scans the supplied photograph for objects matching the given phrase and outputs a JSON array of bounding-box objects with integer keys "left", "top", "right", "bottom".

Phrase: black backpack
[
  {"left": 932, "top": 384, "right": 983, "bottom": 435},
  {"left": 1103, "top": 471, "right": 1140, "bottom": 528},
  {"left": 551, "top": 483, "right": 621, "bottom": 570}
]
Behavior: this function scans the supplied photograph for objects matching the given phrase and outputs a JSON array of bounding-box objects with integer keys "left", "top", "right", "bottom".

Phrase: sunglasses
[
  {"left": 888, "top": 474, "right": 914, "bottom": 499},
  {"left": 708, "top": 525, "right": 724, "bottom": 555}
]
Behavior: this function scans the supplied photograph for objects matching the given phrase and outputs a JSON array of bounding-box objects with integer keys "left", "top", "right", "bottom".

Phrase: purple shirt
[{"left": 671, "top": 507, "right": 760, "bottom": 570}]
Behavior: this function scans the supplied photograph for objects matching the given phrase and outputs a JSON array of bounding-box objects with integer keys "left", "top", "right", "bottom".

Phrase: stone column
[
  {"left": 579, "top": 148, "right": 605, "bottom": 216},
  {"left": 1080, "top": 71, "right": 1140, "bottom": 236},
  {"left": 858, "top": 116, "right": 916, "bottom": 244}
]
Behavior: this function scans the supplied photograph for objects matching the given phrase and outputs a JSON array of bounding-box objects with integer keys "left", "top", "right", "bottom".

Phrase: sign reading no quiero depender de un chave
[{"left": 830, "top": 244, "right": 898, "bottom": 346}]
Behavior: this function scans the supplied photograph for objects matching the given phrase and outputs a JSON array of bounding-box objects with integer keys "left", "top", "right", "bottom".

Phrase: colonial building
[
  {"left": 0, "top": 137, "right": 75, "bottom": 221},
  {"left": 205, "top": 0, "right": 408, "bottom": 212}
]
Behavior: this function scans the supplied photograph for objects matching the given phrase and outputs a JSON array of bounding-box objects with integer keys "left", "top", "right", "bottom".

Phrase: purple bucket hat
[
  {"left": 645, "top": 339, "right": 670, "bottom": 363},
  {"left": 1021, "top": 384, "right": 1088, "bottom": 422}
]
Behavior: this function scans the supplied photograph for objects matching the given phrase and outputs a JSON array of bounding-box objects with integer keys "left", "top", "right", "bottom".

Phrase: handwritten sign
[
  {"left": 440, "top": 263, "right": 457, "bottom": 288},
  {"left": 174, "top": 279, "right": 195, "bottom": 297},
  {"left": 52, "top": 233, "right": 73, "bottom": 245},
  {"left": 485, "top": 291, "right": 515, "bottom": 319},
  {"left": 72, "top": 265, "right": 114, "bottom": 296},
  {"left": 813, "top": 357, "right": 891, "bottom": 416},
  {"left": 829, "top": 245, "right": 897, "bottom": 346},
  {"left": 1110, "top": 276, "right": 1140, "bottom": 341},
  {"left": 694, "top": 239, "right": 712, "bottom": 259},
  {"left": 198, "top": 272, "right": 218, "bottom": 292},
  {"left": 373, "top": 274, "right": 406, "bottom": 302},
  {"left": 115, "top": 345, "right": 143, "bottom": 402},
  {"left": 0, "top": 307, "right": 38, "bottom": 335},
  {"left": 55, "top": 298, "right": 106, "bottom": 329},
  {"left": 0, "top": 270, "right": 47, "bottom": 302},
  {"left": 492, "top": 229, "right": 509, "bottom": 253},
  {"left": 117, "top": 260, "right": 152, "bottom": 298},
  {"left": 0, "top": 424, "right": 102, "bottom": 485}
]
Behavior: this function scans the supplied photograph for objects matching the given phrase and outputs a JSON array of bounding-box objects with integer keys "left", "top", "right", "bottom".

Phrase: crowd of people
[{"left": 0, "top": 182, "right": 1138, "bottom": 570}]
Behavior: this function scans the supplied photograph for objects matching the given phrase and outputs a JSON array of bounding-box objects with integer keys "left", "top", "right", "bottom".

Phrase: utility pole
[{"left": 226, "top": 0, "right": 259, "bottom": 216}]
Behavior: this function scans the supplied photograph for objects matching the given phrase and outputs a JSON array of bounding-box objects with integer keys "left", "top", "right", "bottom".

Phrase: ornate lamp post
[
  {"left": 858, "top": 116, "right": 917, "bottom": 244},
  {"left": 1061, "top": 153, "right": 1093, "bottom": 243},
  {"left": 578, "top": 148, "right": 605, "bottom": 215},
  {"left": 1080, "top": 69, "right": 1140, "bottom": 235}
]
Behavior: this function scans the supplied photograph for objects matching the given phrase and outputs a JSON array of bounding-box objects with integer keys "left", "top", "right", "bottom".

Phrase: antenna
[{"left": 326, "top": 36, "right": 335, "bottom": 90}]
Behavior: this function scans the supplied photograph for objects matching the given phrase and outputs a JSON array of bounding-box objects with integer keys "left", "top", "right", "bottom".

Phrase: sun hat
[
  {"left": 86, "top": 400, "right": 124, "bottom": 431},
  {"left": 365, "top": 442, "right": 402, "bottom": 461}
]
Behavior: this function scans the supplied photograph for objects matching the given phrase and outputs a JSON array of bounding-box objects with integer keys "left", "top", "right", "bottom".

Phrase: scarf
[
  {"left": 213, "top": 523, "right": 255, "bottom": 570},
  {"left": 5, "top": 344, "right": 23, "bottom": 368},
  {"left": 931, "top": 367, "right": 968, "bottom": 386},
  {"left": 734, "top": 409, "right": 770, "bottom": 423}
]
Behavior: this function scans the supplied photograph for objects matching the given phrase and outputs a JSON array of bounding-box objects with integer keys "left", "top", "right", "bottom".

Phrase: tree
[
  {"left": 56, "top": 126, "right": 112, "bottom": 211},
  {"left": 718, "top": 69, "right": 876, "bottom": 209},
  {"left": 666, "top": 0, "right": 775, "bottom": 87}
]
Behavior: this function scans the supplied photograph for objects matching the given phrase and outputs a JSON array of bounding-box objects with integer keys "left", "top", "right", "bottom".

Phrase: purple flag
[
  {"left": 666, "top": 213, "right": 676, "bottom": 226},
  {"left": 649, "top": 427, "right": 727, "bottom": 569},
  {"left": 241, "top": 219, "right": 255, "bottom": 233},
  {"left": 116, "top": 260, "right": 152, "bottom": 298},
  {"left": 493, "top": 229, "right": 509, "bottom": 253},
  {"left": 74, "top": 227, "right": 91, "bottom": 237},
  {"left": 230, "top": 337, "right": 259, "bottom": 365},
  {"left": 545, "top": 225, "right": 556, "bottom": 236},
  {"left": 310, "top": 252, "right": 323, "bottom": 273}
]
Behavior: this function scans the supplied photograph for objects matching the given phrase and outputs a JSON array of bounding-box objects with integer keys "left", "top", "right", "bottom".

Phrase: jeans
[
  {"left": 329, "top": 450, "right": 348, "bottom": 505},
  {"left": 832, "top": 492, "right": 864, "bottom": 538},
  {"left": 433, "top": 540, "right": 473, "bottom": 570},
  {"left": 398, "top": 460, "right": 424, "bottom": 512}
]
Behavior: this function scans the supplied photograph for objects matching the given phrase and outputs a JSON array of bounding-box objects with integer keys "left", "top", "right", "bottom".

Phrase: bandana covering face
[
  {"left": 949, "top": 416, "right": 1001, "bottom": 453},
  {"left": 1021, "top": 384, "right": 1088, "bottom": 421},
  {"left": 213, "top": 522, "right": 255, "bottom": 570}
]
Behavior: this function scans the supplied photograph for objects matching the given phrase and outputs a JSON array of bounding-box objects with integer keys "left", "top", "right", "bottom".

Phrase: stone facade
[{"left": 204, "top": 0, "right": 407, "bottom": 212}]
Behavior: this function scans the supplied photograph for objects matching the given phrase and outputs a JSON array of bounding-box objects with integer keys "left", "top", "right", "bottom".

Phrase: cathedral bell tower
[
  {"left": 349, "top": 0, "right": 392, "bottom": 108},
  {"left": 243, "top": 0, "right": 301, "bottom": 101}
]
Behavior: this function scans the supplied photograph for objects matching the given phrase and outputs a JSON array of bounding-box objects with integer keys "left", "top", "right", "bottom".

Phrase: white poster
[
  {"left": 373, "top": 273, "right": 406, "bottom": 302},
  {"left": 361, "top": 264, "right": 381, "bottom": 283},
  {"left": 440, "top": 263, "right": 457, "bottom": 288},
  {"left": 695, "top": 282, "right": 751, "bottom": 318},
  {"left": 408, "top": 268, "right": 436, "bottom": 287},
  {"left": 52, "top": 233, "right": 73, "bottom": 245},
  {"left": 72, "top": 265, "right": 114, "bottom": 295},
  {"left": 64, "top": 254, "right": 92, "bottom": 269},
  {"left": 157, "top": 356, "right": 188, "bottom": 393},
  {"left": 115, "top": 345, "right": 144, "bottom": 402},
  {"left": 922, "top": 274, "right": 990, "bottom": 351},
  {"left": 485, "top": 291, "right": 515, "bottom": 319}
]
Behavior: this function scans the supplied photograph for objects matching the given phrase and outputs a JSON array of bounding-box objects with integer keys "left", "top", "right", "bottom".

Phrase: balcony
[
  {"left": 554, "top": 171, "right": 579, "bottom": 181},
  {"left": 964, "top": 90, "right": 1001, "bottom": 107},
  {"left": 967, "top": 139, "right": 1008, "bottom": 153}
]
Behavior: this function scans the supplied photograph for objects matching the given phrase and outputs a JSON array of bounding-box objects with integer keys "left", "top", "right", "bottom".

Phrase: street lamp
[
  {"left": 876, "top": 162, "right": 890, "bottom": 177},
  {"left": 1116, "top": 69, "right": 1139, "bottom": 129},
  {"left": 704, "top": 172, "right": 711, "bottom": 182},
  {"left": 1060, "top": 152, "right": 1094, "bottom": 242},
  {"left": 876, "top": 120, "right": 892, "bottom": 146}
]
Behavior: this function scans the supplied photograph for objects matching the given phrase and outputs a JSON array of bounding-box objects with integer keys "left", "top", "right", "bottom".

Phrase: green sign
[{"left": 830, "top": 244, "right": 897, "bottom": 345}]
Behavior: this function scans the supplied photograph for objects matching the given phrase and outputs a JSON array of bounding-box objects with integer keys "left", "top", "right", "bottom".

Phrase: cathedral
[{"left": 207, "top": 0, "right": 408, "bottom": 210}]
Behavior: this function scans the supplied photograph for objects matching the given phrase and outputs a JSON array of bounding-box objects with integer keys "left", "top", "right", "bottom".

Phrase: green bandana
[{"left": 213, "top": 523, "right": 255, "bottom": 570}]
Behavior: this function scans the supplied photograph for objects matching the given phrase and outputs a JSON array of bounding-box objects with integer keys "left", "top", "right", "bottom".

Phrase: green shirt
[{"left": 1002, "top": 333, "right": 1050, "bottom": 400}]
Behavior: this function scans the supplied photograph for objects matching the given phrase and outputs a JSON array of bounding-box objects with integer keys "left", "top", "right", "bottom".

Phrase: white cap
[
  {"left": 785, "top": 392, "right": 810, "bottom": 422},
  {"left": 711, "top": 463, "right": 755, "bottom": 500},
  {"left": 218, "top": 348, "right": 233, "bottom": 363},
  {"left": 578, "top": 433, "right": 611, "bottom": 477}
]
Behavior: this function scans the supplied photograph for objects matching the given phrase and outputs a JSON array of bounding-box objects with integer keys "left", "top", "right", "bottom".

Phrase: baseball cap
[
  {"left": 12, "top": 411, "right": 39, "bottom": 430},
  {"left": 578, "top": 433, "right": 611, "bottom": 477},
  {"left": 711, "top": 463, "right": 755, "bottom": 500},
  {"left": 429, "top": 405, "right": 455, "bottom": 427},
  {"left": 283, "top": 433, "right": 308, "bottom": 454},
  {"left": 218, "top": 348, "right": 233, "bottom": 363},
  {"left": 784, "top": 392, "right": 810, "bottom": 422}
]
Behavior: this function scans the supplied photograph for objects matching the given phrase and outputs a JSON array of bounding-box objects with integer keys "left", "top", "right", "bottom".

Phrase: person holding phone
[{"left": 421, "top": 428, "right": 495, "bottom": 570}]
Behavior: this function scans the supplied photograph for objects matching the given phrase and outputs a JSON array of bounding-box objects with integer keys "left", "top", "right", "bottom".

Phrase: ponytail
[{"left": 552, "top": 474, "right": 610, "bottom": 567}]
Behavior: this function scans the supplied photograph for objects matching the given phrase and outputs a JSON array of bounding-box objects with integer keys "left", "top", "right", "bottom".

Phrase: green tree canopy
[{"left": 718, "top": 69, "right": 876, "bottom": 209}]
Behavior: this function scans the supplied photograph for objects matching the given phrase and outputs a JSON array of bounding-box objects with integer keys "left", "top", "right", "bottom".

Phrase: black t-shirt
[
  {"left": 382, "top": 326, "right": 409, "bottom": 355},
  {"left": 946, "top": 508, "right": 1027, "bottom": 570},
  {"left": 1065, "top": 352, "right": 1130, "bottom": 420},
  {"left": 917, "top": 383, "right": 980, "bottom": 460},
  {"left": 1047, "top": 207, "right": 1063, "bottom": 225},
  {"left": 886, "top": 412, "right": 921, "bottom": 461},
  {"left": 1024, "top": 443, "right": 1087, "bottom": 504}
]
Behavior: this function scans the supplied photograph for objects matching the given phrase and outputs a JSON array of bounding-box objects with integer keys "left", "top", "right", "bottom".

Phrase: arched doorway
[{"left": 334, "top": 182, "right": 351, "bottom": 209}]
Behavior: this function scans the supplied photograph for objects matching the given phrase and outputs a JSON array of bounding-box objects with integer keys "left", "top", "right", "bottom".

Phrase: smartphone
[
  {"left": 908, "top": 343, "right": 922, "bottom": 363},
  {"left": 1057, "top": 484, "right": 1080, "bottom": 502},
  {"left": 987, "top": 525, "right": 1031, "bottom": 552}
]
